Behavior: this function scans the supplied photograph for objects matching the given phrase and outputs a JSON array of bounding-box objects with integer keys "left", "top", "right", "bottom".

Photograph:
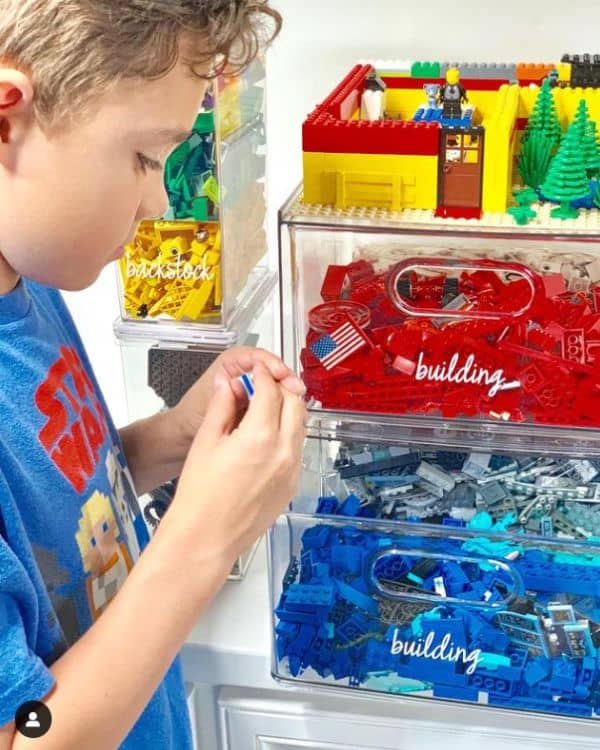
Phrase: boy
[{"left": 0, "top": 2, "right": 307, "bottom": 748}]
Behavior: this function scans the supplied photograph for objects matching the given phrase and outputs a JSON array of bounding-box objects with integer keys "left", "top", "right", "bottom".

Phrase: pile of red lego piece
[{"left": 301, "top": 257, "right": 600, "bottom": 425}]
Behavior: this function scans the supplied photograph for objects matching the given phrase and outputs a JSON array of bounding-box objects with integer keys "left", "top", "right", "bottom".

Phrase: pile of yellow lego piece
[{"left": 120, "top": 220, "right": 222, "bottom": 322}]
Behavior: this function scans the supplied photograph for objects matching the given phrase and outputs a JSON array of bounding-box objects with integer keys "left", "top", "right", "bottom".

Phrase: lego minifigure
[
  {"left": 361, "top": 70, "right": 387, "bottom": 121},
  {"left": 547, "top": 68, "right": 560, "bottom": 88},
  {"left": 438, "top": 67, "right": 468, "bottom": 120},
  {"left": 423, "top": 83, "right": 441, "bottom": 111}
]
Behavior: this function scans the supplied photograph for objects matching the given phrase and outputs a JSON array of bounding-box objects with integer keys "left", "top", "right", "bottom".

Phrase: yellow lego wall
[
  {"left": 303, "top": 152, "right": 438, "bottom": 211},
  {"left": 518, "top": 85, "right": 600, "bottom": 128},
  {"left": 481, "top": 85, "right": 520, "bottom": 213},
  {"left": 385, "top": 88, "right": 504, "bottom": 125},
  {"left": 372, "top": 78, "right": 600, "bottom": 133}
]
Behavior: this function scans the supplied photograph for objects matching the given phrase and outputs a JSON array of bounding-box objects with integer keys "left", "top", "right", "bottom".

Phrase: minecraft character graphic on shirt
[
  {"left": 75, "top": 491, "right": 133, "bottom": 621},
  {"left": 105, "top": 445, "right": 143, "bottom": 562}
]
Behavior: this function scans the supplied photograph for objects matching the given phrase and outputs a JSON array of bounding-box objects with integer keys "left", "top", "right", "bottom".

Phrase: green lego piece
[
  {"left": 193, "top": 111, "right": 215, "bottom": 134},
  {"left": 522, "top": 78, "right": 561, "bottom": 147},
  {"left": 191, "top": 197, "right": 209, "bottom": 221},
  {"left": 518, "top": 79, "right": 561, "bottom": 190},
  {"left": 161, "top": 116, "right": 217, "bottom": 220},
  {"left": 508, "top": 189, "right": 538, "bottom": 225},
  {"left": 508, "top": 205, "right": 537, "bottom": 225},
  {"left": 187, "top": 132, "right": 203, "bottom": 150},
  {"left": 411, "top": 61, "right": 441, "bottom": 79},
  {"left": 203, "top": 175, "right": 220, "bottom": 205},
  {"left": 518, "top": 134, "right": 555, "bottom": 190},
  {"left": 181, "top": 180, "right": 193, "bottom": 202},
  {"left": 541, "top": 121, "right": 590, "bottom": 220},
  {"left": 572, "top": 99, "right": 600, "bottom": 178}
]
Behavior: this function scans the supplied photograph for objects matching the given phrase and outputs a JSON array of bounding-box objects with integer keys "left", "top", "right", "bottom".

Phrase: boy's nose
[{"left": 138, "top": 180, "right": 169, "bottom": 223}]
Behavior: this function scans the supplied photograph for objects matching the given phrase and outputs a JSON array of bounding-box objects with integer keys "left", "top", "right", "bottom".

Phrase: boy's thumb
[{"left": 199, "top": 375, "right": 238, "bottom": 439}]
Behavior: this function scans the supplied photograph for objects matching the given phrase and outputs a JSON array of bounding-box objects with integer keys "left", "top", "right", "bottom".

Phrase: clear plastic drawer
[
  {"left": 118, "top": 57, "right": 269, "bottom": 332},
  {"left": 269, "top": 435, "right": 600, "bottom": 718},
  {"left": 279, "top": 192, "right": 600, "bottom": 439}
]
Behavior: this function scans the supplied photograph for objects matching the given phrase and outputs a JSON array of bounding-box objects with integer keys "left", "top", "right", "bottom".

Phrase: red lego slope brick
[{"left": 321, "top": 64, "right": 373, "bottom": 120}]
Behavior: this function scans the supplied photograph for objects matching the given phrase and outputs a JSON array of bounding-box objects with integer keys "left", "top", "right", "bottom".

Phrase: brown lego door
[{"left": 438, "top": 130, "right": 484, "bottom": 213}]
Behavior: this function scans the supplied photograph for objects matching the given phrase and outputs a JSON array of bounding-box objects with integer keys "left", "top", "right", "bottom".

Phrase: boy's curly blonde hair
[{"left": 0, "top": 0, "right": 281, "bottom": 125}]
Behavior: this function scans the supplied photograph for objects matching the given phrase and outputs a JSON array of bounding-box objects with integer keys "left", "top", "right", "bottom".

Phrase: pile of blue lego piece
[{"left": 275, "top": 521, "right": 600, "bottom": 717}]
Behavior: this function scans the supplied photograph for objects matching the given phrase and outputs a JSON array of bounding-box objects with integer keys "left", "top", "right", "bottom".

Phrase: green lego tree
[
  {"left": 585, "top": 120, "right": 600, "bottom": 178},
  {"left": 522, "top": 79, "right": 562, "bottom": 145},
  {"left": 572, "top": 98, "right": 591, "bottom": 138},
  {"left": 518, "top": 79, "right": 562, "bottom": 189},
  {"left": 572, "top": 99, "right": 600, "bottom": 178},
  {"left": 541, "top": 121, "right": 590, "bottom": 220},
  {"left": 518, "top": 136, "right": 555, "bottom": 189}
]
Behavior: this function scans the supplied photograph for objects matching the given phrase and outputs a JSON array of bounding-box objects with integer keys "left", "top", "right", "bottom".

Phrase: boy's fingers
[
  {"left": 280, "top": 373, "right": 307, "bottom": 396},
  {"left": 279, "top": 389, "right": 308, "bottom": 454},
  {"left": 253, "top": 349, "right": 289, "bottom": 378},
  {"left": 235, "top": 348, "right": 303, "bottom": 391},
  {"left": 239, "top": 362, "right": 283, "bottom": 435},
  {"left": 229, "top": 377, "right": 248, "bottom": 403},
  {"left": 197, "top": 376, "right": 238, "bottom": 441},
  {"left": 257, "top": 352, "right": 304, "bottom": 392}
]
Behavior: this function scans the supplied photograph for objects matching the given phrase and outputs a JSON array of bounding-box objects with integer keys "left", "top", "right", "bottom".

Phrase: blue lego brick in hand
[{"left": 239, "top": 372, "right": 255, "bottom": 398}]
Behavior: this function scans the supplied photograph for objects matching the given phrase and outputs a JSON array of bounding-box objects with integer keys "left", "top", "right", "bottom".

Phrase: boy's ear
[
  {"left": 0, "top": 69, "right": 33, "bottom": 111},
  {"left": 0, "top": 83, "right": 24, "bottom": 109},
  {"left": 0, "top": 69, "right": 34, "bottom": 143}
]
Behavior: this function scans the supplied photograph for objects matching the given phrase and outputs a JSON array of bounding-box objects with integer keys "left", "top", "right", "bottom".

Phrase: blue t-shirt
[{"left": 0, "top": 278, "right": 193, "bottom": 748}]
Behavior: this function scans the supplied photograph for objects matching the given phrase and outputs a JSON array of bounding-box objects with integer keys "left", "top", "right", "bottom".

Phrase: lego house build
[{"left": 301, "top": 55, "right": 600, "bottom": 230}]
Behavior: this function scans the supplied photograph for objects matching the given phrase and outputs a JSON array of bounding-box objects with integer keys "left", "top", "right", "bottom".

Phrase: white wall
[{"left": 65, "top": 0, "right": 600, "bottom": 428}]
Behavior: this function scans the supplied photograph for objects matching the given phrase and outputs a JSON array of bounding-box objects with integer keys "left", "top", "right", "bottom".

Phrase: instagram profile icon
[{"left": 15, "top": 700, "right": 52, "bottom": 738}]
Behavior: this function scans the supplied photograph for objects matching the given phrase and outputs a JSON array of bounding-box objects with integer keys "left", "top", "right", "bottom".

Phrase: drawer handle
[
  {"left": 368, "top": 547, "right": 522, "bottom": 609},
  {"left": 386, "top": 256, "right": 544, "bottom": 321}
]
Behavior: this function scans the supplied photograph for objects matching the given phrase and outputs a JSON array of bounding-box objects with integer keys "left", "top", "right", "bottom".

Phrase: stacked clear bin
[
  {"left": 117, "top": 56, "right": 271, "bottom": 332},
  {"left": 271, "top": 185, "right": 600, "bottom": 720},
  {"left": 114, "top": 57, "right": 275, "bottom": 579}
]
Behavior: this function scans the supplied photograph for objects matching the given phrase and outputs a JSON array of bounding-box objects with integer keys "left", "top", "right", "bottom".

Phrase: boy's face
[{"left": 0, "top": 58, "right": 208, "bottom": 291}]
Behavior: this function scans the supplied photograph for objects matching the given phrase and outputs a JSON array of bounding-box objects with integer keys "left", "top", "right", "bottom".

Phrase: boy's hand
[
  {"left": 168, "top": 361, "right": 308, "bottom": 567},
  {"left": 119, "top": 348, "right": 306, "bottom": 497},
  {"left": 172, "top": 346, "right": 305, "bottom": 446}
]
